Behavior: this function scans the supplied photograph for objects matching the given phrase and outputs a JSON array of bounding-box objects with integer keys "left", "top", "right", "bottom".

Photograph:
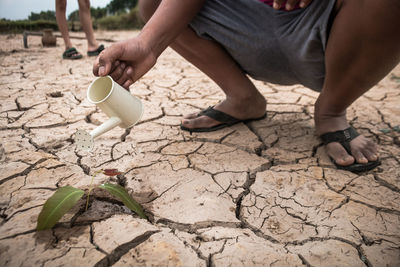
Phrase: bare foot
[
  {"left": 314, "top": 101, "right": 379, "bottom": 167},
  {"left": 181, "top": 94, "right": 266, "bottom": 130}
]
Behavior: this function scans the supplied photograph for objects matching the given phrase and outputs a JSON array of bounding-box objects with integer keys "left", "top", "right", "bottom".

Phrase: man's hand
[
  {"left": 93, "top": 38, "right": 157, "bottom": 89},
  {"left": 93, "top": 0, "right": 206, "bottom": 89},
  {"left": 273, "top": 0, "right": 313, "bottom": 11}
]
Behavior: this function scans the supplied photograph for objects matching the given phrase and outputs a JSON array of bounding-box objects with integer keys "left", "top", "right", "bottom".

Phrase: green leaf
[
  {"left": 390, "top": 74, "right": 400, "bottom": 83},
  {"left": 99, "top": 183, "right": 147, "bottom": 219},
  {"left": 379, "top": 128, "right": 391, "bottom": 134},
  {"left": 36, "top": 186, "right": 85, "bottom": 231}
]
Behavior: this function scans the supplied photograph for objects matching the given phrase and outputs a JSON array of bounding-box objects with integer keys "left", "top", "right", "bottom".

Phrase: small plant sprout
[
  {"left": 36, "top": 168, "right": 147, "bottom": 231},
  {"left": 85, "top": 169, "right": 103, "bottom": 211}
]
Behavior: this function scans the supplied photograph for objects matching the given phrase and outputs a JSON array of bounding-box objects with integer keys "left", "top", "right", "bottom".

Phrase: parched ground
[{"left": 1, "top": 31, "right": 400, "bottom": 267}]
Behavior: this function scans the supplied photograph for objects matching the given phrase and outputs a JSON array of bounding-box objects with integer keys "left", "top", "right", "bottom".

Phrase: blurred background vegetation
[{"left": 0, "top": 0, "right": 144, "bottom": 33}]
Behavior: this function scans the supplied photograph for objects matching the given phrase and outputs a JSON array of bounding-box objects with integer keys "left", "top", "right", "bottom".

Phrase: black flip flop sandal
[
  {"left": 87, "top": 44, "right": 105, "bottom": 57},
  {"left": 62, "top": 47, "right": 83, "bottom": 60},
  {"left": 180, "top": 106, "right": 266, "bottom": 133},
  {"left": 320, "top": 127, "right": 381, "bottom": 173}
]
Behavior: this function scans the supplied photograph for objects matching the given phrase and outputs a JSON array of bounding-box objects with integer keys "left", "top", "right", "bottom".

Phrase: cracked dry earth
[{"left": 1, "top": 31, "right": 400, "bottom": 267}]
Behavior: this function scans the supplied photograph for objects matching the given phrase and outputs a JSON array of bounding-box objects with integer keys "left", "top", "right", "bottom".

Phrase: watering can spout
[
  {"left": 74, "top": 116, "right": 122, "bottom": 151},
  {"left": 90, "top": 116, "right": 122, "bottom": 139}
]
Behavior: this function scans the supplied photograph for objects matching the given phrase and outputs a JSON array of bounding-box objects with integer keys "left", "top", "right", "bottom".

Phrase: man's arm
[
  {"left": 93, "top": 0, "right": 205, "bottom": 87},
  {"left": 139, "top": 0, "right": 206, "bottom": 58}
]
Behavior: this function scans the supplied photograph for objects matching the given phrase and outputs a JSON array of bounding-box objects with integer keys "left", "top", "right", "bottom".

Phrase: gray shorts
[{"left": 190, "top": 0, "right": 337, "bottom": 91}]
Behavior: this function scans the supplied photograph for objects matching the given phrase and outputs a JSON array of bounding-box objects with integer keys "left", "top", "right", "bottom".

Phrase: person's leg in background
[
  {"left": 77, "top": 0, "right": 102, "bottom": 54},
  {"left": 55, "top": 0, "right": 73, "bottom": 50},
  {"left": 56, "top": 0, "right": 83, "bottom": 59}
]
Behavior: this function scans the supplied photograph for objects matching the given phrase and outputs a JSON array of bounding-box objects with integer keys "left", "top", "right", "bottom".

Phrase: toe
[
  {"left": 362, "top": 148, "right": 379, "bottom": 162},
  {"left": 326, "top": 142, "right": 355, "bottom": 166},
  {"left": 364, "top": 140, "right": 379, "bottom": 161},
  {"left": 181, "top": 117, "right": 202, "bottom": 129},
  {"left": 351, "top": 149, "right": 369, "bottom": 164},
  {"left": 183, "top": 112, "right": 200, "bottom": 120},
  {"left": 181, "top": 115, "right": 219, "bottom": 130},
  {"left": 350, "top": 136, "right": 379, "bottom": 163},
  {"left": 181, "top": 118, "right": 194, "bottom": 128}
]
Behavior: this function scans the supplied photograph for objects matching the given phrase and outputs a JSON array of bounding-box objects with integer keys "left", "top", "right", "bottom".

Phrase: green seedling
[
  {"left": 379, "top": 128, "right": 391, "bottom": 134},
  {"left": 390, "top": 74, "right": 400, "bottom": 83},
  {"left": 379, "top": 126, "right": 400, "bottom": 134},
  {"left": 37, "top": 169, "right": 146, "bottom": 231}
]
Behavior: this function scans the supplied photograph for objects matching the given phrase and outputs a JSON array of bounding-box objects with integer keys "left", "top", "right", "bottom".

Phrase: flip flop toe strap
[
  {"left": 320, "top": 127, "right": 381, "bottom": 173},
  {"left": 63, "top": 47, "right": 82, "bottom": 59},
  {"left": 64, "top": 48, "right": 77, "bottom": 56},
  {"left": 320, "top": 127, "right": 359, "bottom": 155},
  {"left": 87, "top": 44, "right": 105, "bottom": 56},
  {"left": 198, "top": 106, "right": 240, "bottom": 124}
]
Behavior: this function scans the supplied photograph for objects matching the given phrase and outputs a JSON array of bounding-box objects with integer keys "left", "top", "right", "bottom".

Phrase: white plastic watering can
[{"left": 74, "top": 76, "right": 143, "bottom": 151}]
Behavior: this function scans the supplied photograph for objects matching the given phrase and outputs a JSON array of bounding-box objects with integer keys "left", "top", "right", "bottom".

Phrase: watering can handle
[{"left": 90, "top": 116, "right": 122, "bottom": 139}]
